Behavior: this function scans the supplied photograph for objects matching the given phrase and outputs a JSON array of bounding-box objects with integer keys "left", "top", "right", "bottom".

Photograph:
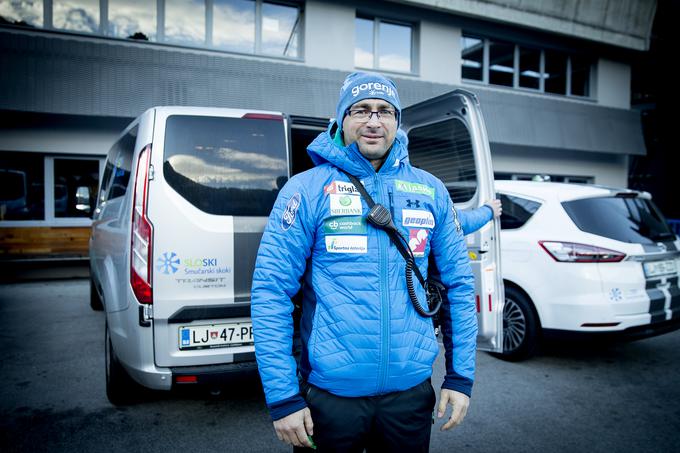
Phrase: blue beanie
[{"left": 336, "top": 71, "right": 401, "bottom": 130}]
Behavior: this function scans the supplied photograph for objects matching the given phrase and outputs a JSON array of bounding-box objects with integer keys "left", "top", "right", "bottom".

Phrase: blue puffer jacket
[
  {"left": 459, "top": 205, "right": 494, "bottom": 235},
  {"left": 251, "top": 123, "right": 478, "bottom": 421}
]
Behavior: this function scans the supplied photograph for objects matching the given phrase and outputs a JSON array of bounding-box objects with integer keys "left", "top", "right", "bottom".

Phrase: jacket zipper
[
  {"left": 388, "top": 190, "right": 394, "bottom": 220},
  {"left": 375, "top": 175, "right": 390, "bottom": 394}
]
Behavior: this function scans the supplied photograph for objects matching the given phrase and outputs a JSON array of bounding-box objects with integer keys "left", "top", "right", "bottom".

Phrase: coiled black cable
[{"left": 394, "top": 230, "right": 443, "bottom": 318}]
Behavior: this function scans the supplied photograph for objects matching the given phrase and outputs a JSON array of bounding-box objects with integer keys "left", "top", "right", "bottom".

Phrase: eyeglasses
[{"left": 346, "top": 108, "right": 397, "bottom": 122}]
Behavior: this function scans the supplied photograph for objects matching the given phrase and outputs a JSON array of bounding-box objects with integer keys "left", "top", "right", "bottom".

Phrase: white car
[{"left": 495, "top": 180, "right": 680, "bottom": 360}]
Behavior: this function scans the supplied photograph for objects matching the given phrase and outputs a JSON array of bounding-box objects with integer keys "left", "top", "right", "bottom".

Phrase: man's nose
[{"left": 365, "top": 113, "right": 381, "bottom": 126}]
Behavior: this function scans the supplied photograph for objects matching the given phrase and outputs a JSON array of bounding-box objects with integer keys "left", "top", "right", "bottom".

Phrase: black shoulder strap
[{"left": 337, "top": 169, "right": 426, "bottom": 287}]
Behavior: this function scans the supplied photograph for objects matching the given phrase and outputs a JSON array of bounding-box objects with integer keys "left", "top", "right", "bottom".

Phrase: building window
[
  {"left": 108, "top": 0, "right": 156, "bottom": 41},
  {"left": 0, "top": 1, "right": 302, "bottom": 59},
  {"left": 213, "top": 0, "right": 255, "bottom": 53},
  {"left": 461, "top": 35, "right": 483, "bottom": 81},
  {"left": 544, "top": 50, "right": 567, "bottom": 95},
  {"left": 489, "top": 40, "right": 514, "bottom": 87},
  {"left": 261, "top": 1, "right": 300, "bottom": 58},
  {"left": 355, "top": 16, "right": 413, "bottom": 73},
  {"left": 0, "top": 152, "right": 45, "bottom": 221},
  {"left": 165, "top": 0, "right": 206, "bottom": 45},
  {"left": 570, "top": 55, "right": 591, "bottom": 97},
  {"left": 519, "top": 46, "right": 541, "bottom": 90},
  {"left": 53, "top": 0, "right": 99, "bottom": 33},
  {"left": 462, "top": 33, "right": 592, "bottom": 98},
  {"left": 495, "top": 172, "right": 594, "bottom": 184},
  {"left": 0, "top": 0, "right": 43, "bottom": 27},
  {"left": 53, "top": 158, "right": 99, "bottom": 218}
]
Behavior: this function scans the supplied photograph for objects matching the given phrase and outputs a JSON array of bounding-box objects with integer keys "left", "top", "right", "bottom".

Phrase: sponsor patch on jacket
[
  {"left": 324, "top": 181, "right": 359, "bottom": 195},
  {"left": 329, "top": 194, "right": 362, "bottom": 216},
  {"left": 408, "top": 229, "right": 429, "bottom": 257},
  {"left": 281, "top": 192, "right": 301, "bottom": 231},
  {"left": 402, "top": 209, "right": 435, "bottom": 229},
  {"left": 325, "top": 235, "right": 368, "bottom": 254},
  {"left": 323, "top": 216, "right": 367, "bottom": 235},
  {"left": 451, "top": 202, "right": 462, "bottom": 233},
  {"left": 395, "top": 180, "right": 435, "bottom": 199}
]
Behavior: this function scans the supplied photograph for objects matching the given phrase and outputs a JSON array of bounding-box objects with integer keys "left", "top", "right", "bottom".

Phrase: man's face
[{"left": 342, "top": 99, "right": 398, "bottom": 164}]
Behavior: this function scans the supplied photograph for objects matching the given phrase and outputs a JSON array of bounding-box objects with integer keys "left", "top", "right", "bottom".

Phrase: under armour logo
[{"left": 406, "top": 199, "right": 421, "bottom": 209}]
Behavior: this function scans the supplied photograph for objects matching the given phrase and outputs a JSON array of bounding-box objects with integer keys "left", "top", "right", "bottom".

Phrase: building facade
[{"left": 0, "top": 0, "right": 655, "bottom": 259}]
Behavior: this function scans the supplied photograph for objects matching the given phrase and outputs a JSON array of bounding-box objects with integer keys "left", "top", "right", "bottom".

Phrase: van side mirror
[{"left": 75, "top": 186, "right": 92, "bottom": 214}]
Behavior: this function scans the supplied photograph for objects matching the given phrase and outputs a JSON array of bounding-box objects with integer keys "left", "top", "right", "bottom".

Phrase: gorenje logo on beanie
[{"left": 350, "top": 82, "right": 397, "bottom": 99}]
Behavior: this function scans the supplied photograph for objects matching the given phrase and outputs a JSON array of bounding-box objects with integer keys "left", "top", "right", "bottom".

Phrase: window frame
[
  {"left": 354, "top": 14, "right": 416, "bottom": 75},
  {"left": 461, "top": 33, "right": 593, "bottom": 100},
  {"left": 0, "top": 0, "right": 304, "bottom": 61},
  {"left": 0, "top": 153, "right": 105, "bottom": 227}
]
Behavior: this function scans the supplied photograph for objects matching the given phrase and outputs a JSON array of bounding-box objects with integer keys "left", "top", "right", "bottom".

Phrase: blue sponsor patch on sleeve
[{"left": 281, "top": 192, "right": 302, "bottom": 231}]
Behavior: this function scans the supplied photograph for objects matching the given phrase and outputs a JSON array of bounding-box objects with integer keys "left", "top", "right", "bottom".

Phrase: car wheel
[
  {"left": 105, "top": 323, "right": 140, "bottom": 405},
  {"left": 90, "top": 277, "right": 104, "bottom": 311},
  {"left": 497, "top": 286, "right": 539, "bottom": 361}
]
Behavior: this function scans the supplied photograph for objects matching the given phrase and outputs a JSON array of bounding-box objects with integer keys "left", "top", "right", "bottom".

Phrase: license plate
[
  {"left": 179, "top": 322, "right": 253, "bottom": 350},
  {"left": 643, "top": 260, "right": 677, "bottom": 278}
]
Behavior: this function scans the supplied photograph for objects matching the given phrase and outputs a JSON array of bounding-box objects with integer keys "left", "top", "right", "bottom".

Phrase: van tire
[
  {"left": 90, "top": 277, "right": 104, "bottom": 311},
  {"left": 494, "top": 286, "right": 539, "bottom": 361},
  {"left": 105, "top": 323, "right": 140, "bottom": 405}
]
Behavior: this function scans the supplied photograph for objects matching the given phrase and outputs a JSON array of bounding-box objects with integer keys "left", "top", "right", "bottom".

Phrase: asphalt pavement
[{"left": 1, "top": 278, "right": 679, "bottom": 453}]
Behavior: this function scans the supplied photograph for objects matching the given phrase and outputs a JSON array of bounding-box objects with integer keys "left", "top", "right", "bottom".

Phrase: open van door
[{"left": 401, "top": 90, "right": 504, "bottom": 353}]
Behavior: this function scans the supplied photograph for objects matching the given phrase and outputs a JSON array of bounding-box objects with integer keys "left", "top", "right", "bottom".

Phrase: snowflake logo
[
  {"left": 156, "top": 252, "right": 180, "bottom": 275},
  {"left": 609, "top": 288, "right": 623, "bottom": 301}
]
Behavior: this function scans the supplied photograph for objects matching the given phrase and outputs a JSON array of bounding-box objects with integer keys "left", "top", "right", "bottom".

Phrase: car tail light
[
  {"left": 242, "top": 113, "right": 283, "bottom": 121},
  {"left": 539, "top": 241, "right": 625, "bottom": 263},
  {"left": 131, "top": 144, "right": 153, "bottom": 304}
]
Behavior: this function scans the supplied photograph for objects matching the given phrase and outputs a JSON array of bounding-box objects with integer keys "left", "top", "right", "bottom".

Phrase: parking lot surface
[{"left": 1, "top": 279, "right": 679, "bottom": 452}]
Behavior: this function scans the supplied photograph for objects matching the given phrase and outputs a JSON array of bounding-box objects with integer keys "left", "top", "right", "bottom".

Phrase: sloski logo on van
[{"left": 282, "top": 192, "right": 302, "bottom": 231}]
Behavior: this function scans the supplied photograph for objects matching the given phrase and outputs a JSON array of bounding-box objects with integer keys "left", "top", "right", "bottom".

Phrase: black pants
[{"left": 294, "top": 379, "right": 436, "bottom": 453}]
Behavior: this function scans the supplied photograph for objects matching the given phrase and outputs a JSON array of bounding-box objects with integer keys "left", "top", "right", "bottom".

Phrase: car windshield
[{"left": 562, "top": 196, "right": 675, "bottom": 244}]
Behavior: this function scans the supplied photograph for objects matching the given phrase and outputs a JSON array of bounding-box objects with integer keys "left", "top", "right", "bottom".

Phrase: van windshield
[
  {"left": 163, "top": 115, "right": 288, "bottom": 216},
  {"left": 562, "top": 196, "right": 675, "bottom": 244}
]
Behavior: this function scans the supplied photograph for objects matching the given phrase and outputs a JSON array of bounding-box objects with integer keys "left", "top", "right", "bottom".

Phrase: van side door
[{"left": 401, "top": 90, "right": 503, "bottom": 353}]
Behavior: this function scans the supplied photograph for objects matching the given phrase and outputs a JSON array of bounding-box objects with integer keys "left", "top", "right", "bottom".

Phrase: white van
[{"left": 90, "top": 91, "right": 504, "bottom": 404}]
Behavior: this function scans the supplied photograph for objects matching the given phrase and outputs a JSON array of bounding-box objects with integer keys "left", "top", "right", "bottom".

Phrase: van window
[
  {"left": 108, "top": 126, "right": 136, "bottom": 200},
  {"left": 499, "top": 194, "right": 541, "bottom": 230},
  {"left": 408, "top": 118, "right": 477, "bottom": 203},
  {"left": 163, "top": 115, "right": 288, "bottom": 216},
  {"left": 562, "top": 196, "right": 675, "bottom": 244}
]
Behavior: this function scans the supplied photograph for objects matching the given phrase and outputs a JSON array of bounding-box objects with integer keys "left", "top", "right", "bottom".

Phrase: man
[{"left": 251, "top": 72, "right": 477, "bottom": 452}]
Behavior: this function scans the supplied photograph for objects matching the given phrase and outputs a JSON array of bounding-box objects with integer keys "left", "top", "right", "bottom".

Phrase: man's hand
[
  {"left": 437, "top": 389, "right": 470, "bottom": 431},
  {"left": 273, "top": 407, "right": 314, "bottom": 448},
  {"left": 485, "top": 199, "right": 502, "bottom": 218}
]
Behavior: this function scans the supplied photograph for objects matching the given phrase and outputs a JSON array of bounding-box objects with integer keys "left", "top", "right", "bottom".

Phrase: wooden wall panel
[{"left": 0, "top": 227, "right": 91, "bottom": 258}]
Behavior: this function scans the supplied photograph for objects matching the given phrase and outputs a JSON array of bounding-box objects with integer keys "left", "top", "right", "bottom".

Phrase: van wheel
[
  {"left": 105, "top": 323, "right": 140, "bottom": 405},
  {"left": 495, "top": 286, "right": 539, "bottom": 361},
  {"left": 90, "top": 277, "right": 104, "bottom": 311}
]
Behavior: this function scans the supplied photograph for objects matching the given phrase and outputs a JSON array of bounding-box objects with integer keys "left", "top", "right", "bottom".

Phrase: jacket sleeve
[
  {"left": 429, "top": 184, "right": 478, "bottom": 397},
  {"left": 458, "top": 205, "right": 493, "bottom": 235},
  {"left": 251, "top": 176, "right": 315, "bottom": 420}
]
